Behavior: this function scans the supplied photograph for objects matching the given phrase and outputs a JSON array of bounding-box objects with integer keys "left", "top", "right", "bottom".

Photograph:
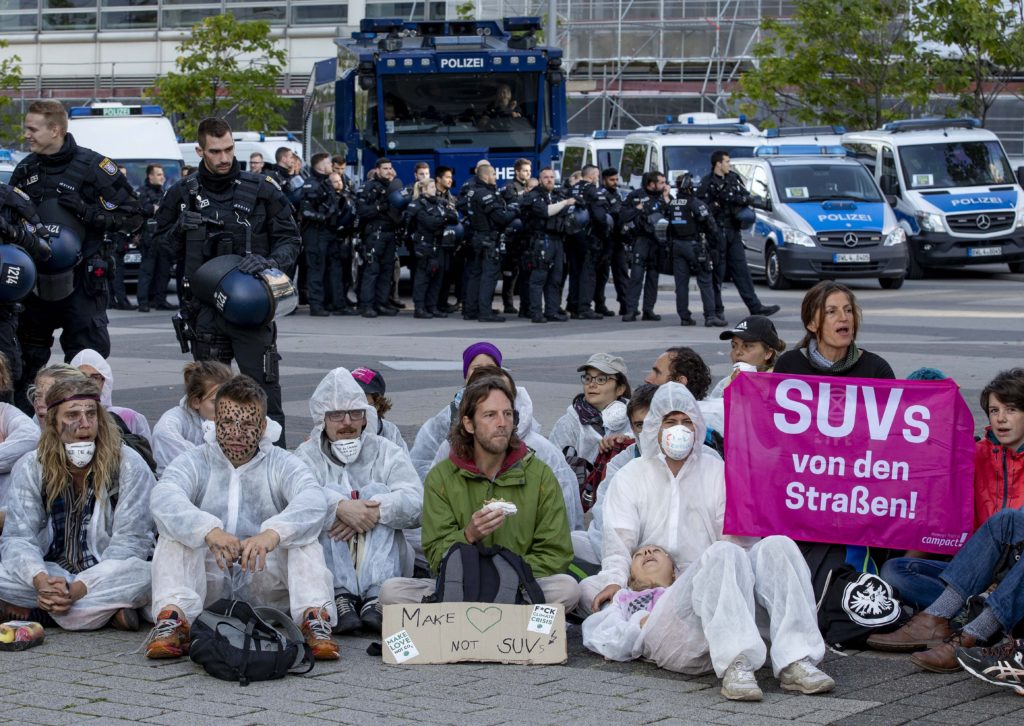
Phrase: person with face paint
[
  {"left": 579, "top": 383, "right": 833, "bottom": 701},
  {"left": 25, "top": 363, "right": 82, "bottom": 429},
  {"left": 70, "top": 348, "right": 152, "bottom": 442},
  {"left": 148, "top": 375, "right": 338, "bottom": 660},
  {"left": 0, "top": 377, "right": 155, "bottom": 631},
  {"left": 0, "top": 352, "right": 42, "bottom": 533},
  {"left": 295, "top": 368, "right": 422, "bottom": 635},
  {"left": 151, "top": 361, "right": 234, "bottom": 475}
]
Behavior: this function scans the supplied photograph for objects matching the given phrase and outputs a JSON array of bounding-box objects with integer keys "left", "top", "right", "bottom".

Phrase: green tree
[
  {"left": 147, "top": 13, "right": 288, "bottom": 142},
  {"left": 914, "top": 0, "right": 1024, "bottom": 124},
  {"left": 737, "top": 0, "right": 935, "bottom": 129},
  {"left": 0, "top": 40, "right": 23, "bottom": 145}
]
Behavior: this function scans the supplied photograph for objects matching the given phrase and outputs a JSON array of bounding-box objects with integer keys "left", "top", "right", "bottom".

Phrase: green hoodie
[{"left": 422, "top": 442, "right": 573, "bottom": 578}]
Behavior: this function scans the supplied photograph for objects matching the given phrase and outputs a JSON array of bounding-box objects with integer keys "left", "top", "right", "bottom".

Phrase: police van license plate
[
  {"left": 833, "top": 253, "right": 870, "bottom": 263},
  {"left": 968, "top": 246, "right": 1001, "bottom": 257},
  {"left": 124, "top": 252, "right": 142, "bottom": 264}
]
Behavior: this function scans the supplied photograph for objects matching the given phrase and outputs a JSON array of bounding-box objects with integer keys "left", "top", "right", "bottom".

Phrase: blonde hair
[
  {"left": 39, "top": 378, "right": 122, "bottom": 511},
  {"left": 412, "top": 179, "right": 433, "bottom": 200},
  {"left": 183, "top": 360, "right": 233, "bottom": 407},
  {"left": 27, "top": 100, "right": 69, "bottom": 133}
]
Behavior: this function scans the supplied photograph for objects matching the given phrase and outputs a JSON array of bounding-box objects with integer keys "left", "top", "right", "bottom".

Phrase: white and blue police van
[
  {"left": 730, "top": 144, "right": 907, "bottom": 290},
  {"left": 843, "top": 118, "right": 1024, "bottom": 276},
  {"left": 560, "top": 130, "right": 630, "bottom": 177}
]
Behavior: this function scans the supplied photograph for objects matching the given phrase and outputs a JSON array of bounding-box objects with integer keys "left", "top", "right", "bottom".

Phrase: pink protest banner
[{"left": 724, "top": 373, "right": 975, "bottom": 555}]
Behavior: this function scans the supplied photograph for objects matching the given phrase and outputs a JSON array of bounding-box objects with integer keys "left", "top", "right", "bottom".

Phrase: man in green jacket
[{"left": 380, "top": 376, "right": 579, "bottom": 609}]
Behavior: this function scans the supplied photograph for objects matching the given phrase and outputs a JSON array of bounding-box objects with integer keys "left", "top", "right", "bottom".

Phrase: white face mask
[
  {"left": 661, "top": 425, "right": 695, "bottom": 461},
  {"left": 64, "top": 441, "right": 96, "bottom": 468},
  {"left": 331, "top": 437, "right": 362, "bottom": 464},
  {"left": 602, "top": 401, "right": 628, "bottom": 431}
]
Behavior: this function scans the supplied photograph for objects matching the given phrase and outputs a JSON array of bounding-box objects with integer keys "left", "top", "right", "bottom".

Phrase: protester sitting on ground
[
  {"left": 351, "top": 366, "right": 409, "bottom": 453},
  {"left": 0, "top": 377, "right": 155, "bottom": 630},
  {"left": 428, "top": 365, "right": 585, "bottom": 531},
  {"left": 0, "top": 353, "right": 41, "bottom": 532},
  {"left": 410, "top": 341, "right": 504, "bottom": 480},
  {"left": 380, "top": 375, "right": 580, "bottom": 610},
  {"left": 26, "top": 364, "right": 86, "bottom": 428},
  {"left": 550, "top": 353, "right": 632, "bottom": 473},
  {"left": 70, "top": 349, "right": 152, "bottom": 442},
  {"left": 579, "top": 383, "right": 833, "bottom": 700},
  {"left": 878, "top": 368, "right": 1024, "bottom": 612},
  {"left": 147, "top": 375, "right": 338, "bottom": 660},
  {"left": 151, "top": 361, "right": 234, "bottom": 475},
  {"left": 708, "top": 316, "right": 787, "bottom": 399},
  {"left": 295, "top": 367, "right": 422, "bottom": 635},
  {"left": 641, "top": 346, "right": 724, "bottom": 439}
]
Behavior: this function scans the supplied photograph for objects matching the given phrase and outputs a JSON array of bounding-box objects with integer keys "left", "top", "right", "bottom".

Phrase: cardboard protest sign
[
  {"left": 724, "top": 373, "right": 975, "bottom": 554},
  {"left": 381, "top": 603, "right": 566, "bottom": 665}
]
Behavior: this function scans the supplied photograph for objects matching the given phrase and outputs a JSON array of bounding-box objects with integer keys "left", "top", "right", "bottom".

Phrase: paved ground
[{"left": 2, "top": 265, "right": 1023, "bottom": 725}]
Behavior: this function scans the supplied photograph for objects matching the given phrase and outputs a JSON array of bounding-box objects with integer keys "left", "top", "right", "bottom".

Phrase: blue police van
[{"left": 731, "top": 145, "right": 908, "bottom": 290}]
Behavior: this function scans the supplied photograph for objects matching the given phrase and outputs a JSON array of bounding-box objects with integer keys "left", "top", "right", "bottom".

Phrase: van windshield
[
  {"left": 121, "top": 160, "right": 183, "bottom": 192},
  {"left": 772, "top": 163, "right": 883, "bottom": 203},
  {"left": 663, "top": 145, "right": 754, "bottom": 184},
  {"left": 900, "top": 141, "right": 1013, "bottom": 190}
]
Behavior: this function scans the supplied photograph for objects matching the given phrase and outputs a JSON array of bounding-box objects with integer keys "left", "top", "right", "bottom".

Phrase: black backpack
[
  {"left": 428, "top": 542, "right": 545, "bottom": 604},
  {"left": 189, "top": 599, "right": 314, "bottom": 686},
  {"left": 110, "top": 412, "right": 158, "bottom": 473}
]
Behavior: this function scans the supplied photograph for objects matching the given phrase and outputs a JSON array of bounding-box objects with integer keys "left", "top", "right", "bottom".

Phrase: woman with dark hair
[
  {"left": 773, "top": 281, "right": 893, "bottom": 379},
  {"left": 550, "top": 353, "right": 632, "bottom": 469}
]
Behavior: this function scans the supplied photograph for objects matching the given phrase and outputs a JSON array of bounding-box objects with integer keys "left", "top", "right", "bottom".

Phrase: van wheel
[
  {"left": 907, "top": 252, "right": 927, "bottom": 280},
  {"left": 765, "top": 246, "right": 792, "bottom": 290},
  {"left": 1010, "top": 261, "right": 1024, "bottom": 273},
  {"left": 879, "top": 276, "right": 904, "bottom": 290}
]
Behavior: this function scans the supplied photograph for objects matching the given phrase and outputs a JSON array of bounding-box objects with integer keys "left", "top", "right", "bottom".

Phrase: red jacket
[{"left": 973, "top": 428, "right": 1024, "bottom": 530}]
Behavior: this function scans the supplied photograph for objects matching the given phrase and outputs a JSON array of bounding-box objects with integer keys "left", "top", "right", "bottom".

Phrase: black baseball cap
[
  {"left": 351, "top": 367, "right": 386, "bottom": 396},
  {"left": 719, "top": 316, "right": 784, "bottom": 351}
]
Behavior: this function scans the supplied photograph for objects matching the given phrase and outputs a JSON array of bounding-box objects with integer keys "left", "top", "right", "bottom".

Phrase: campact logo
[
  {"left": 950, "top": 196, "right": 1003, "bottom": 206},
  {"left": 817, "top": 213, "right": 872, "bottom": 222},
  {"left": 440, "top": 57, "right": 484, "bottom": 70}
]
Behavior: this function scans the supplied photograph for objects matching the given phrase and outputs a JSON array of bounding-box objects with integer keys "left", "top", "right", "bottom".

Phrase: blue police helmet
[
  {"left": 506, "top": 218, "right": 524, "bottom": 235},
  {"left": 0, "top": 244, "right": 37, "bottom": 303},
  {"left": 446, "top": 222, "right": 466, "bottom": 243},
  {"left": 387, "top": 188, "right": 412, "bottom": 211},
  {"left": 735, "top": 206, "right": 756, "bottom": 230},
  {"left": 191, "top": 255, "right": 297, "bottom": 328},
  {"left": 573, "top": 207, "right": 591, "bottom": 229},
  {"left": 34, "top": 198, "right": 83, "bottom": 273}
]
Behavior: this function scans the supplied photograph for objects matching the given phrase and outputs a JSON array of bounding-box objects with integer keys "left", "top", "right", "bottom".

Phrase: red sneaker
[
  {"left": 300, "top": 607, "right": 339, "bottom": 661},
  {"left": 145, "top": 608, "right": 190, "bottom": 659}
]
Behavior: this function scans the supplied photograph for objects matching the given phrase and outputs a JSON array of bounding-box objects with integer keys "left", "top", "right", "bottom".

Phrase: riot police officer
[
  {"left": 408, "top": 178, "right": 459, "bottom": 318},
  {"left": 461, "top": 162, "right": 517, "bottom": 323},
  {"left": 525, "top": 167, "right": 576, "bottom": 323},
  {"left": 620, "top": 171, "right": 668, "bottom": 322},
  {"left": 433, "top": 165, "right": 461, "bottom": 314},
  {"left": 11, "top": 100, "right": 142, "bottom": 410},
  {"left": 697, "top": 150, "right": 780, "bottom": 319},
  {"left": 567, "top": 164, "right": 607, "bottom": 320},
  {"left": 298, "top": 153, "right": 338, "bottom": 317},
  {"left": 136, "top": 163, "right": 176, "bottom": 312},
  {"left": 154, "top": 117, "right": 299, "bottom": 444},
  {"left": 500, "top": 158, "right": 532, "bottom": 315},
  {"left": 667, "top": 173, "right": 724, "bottom": 327},
  {"left": 324, "top": 171, "right": 358, "bottom": 316},
  {"left": 600, "top": 167, "right": 628, "bottom": 315},
  {"left": 355, "top": 158, "right": 403, "bottom": 318}
]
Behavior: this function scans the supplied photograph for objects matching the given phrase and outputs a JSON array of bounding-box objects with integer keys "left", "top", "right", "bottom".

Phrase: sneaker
[
  {"left": 300, "top": 607, "right": 340, "bottom": 661},
  {"left": 333, "top": 593, "right": 362, "bottom": 634},
  {"left": 145, "top": 608, "right": 190, "bottom": 659},
  {"left": 360, "top": 598, "right": 383, "bottom": 633},
  {"left": 0, "top": 599, "right": 31, "bottom": 622},
  {"left": 721, "top": 658, "right": 763, "bottom": 701},
  {"left": 958, "top": 637, "right": 1024, "bottom": 695},
  {"left": 779, "top": 658, "right": 835, "bottom": 694}
]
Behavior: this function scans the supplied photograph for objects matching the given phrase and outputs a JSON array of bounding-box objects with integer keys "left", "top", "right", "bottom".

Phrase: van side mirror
[
  {"left": 1016, "top": 166, "right": 1024, "bottom": 187},
  {"left": 879, "top": 177, "right": 898, "bottom": 195},
  {"left": 885, "top": 194, "right": 899, "bottom": 208}
]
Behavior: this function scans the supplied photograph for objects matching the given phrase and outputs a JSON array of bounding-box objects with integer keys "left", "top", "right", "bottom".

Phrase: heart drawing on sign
[{"left": 465, "top": 606, "right": 503, "bottom": 633}]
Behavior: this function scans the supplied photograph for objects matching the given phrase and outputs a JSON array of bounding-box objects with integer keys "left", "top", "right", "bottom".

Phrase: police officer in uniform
[
  {"left": 567, "top": 164, "right": 607, "bottom": 320},
  {"left": 407, "top": 177, "right": 459, "bottom": 318},
  {"left": 600, "top": 168, "right": 629, "bottom": 315},
  {"left": 620, "top": 171, "right": 668, "bottom": 322},
  {"left": 525, "top": 167, "right": 576, "bottom": 323},
  {"left": 10, "top": 100, "right": 142, "bottom": 410},
  {"left": 298, "top": 153, "right": 338, "bottom": 317},
  {"left": 499, "top": 158, "right": 532, "bottom": 315},
  {"left": 667, "top": 173, "right": 724, "bottom": 327},
  {"left": 697, "top": 150, "right": 780, "bottom": 319},
  {"left": 154, "top": 117, "right": 298, "bottom": 444},
  {"left": 461, "top": 162, "right": 517, "bottom": 323},
  {"left": 355, "top": 158, "right": 402, "bottom": 318},
  {"left": 136, "top": 163, "right": 176, "bottom": 312}
]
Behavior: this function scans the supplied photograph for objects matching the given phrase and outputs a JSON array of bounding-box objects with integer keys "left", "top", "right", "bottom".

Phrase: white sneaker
[
  {"left": 721, "top": 658, "right": 763, "bottom": 701},
  {"left": 779, "top": 658, "right": 836, "bottom": 694}
]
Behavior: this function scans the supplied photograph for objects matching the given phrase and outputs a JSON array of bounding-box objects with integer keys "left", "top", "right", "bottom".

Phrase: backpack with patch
[
  {"left": 579, "top": 437, "right": 634, "bottom": 513},
  {"left": 189, "top": 599, "right": 314, "bottom": 686},
  {"left": 110, "top": 412, "right": 157, "bottom": 473},
  {"left": 428, "top": 542, "right": 545, "bottom": 605}
]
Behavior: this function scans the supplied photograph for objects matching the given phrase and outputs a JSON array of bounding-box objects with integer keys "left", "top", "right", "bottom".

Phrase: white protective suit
[
  {"left": 151, "top": 397, "right": 205, "bottom": 476},
  {"left": 294, "top": 368, "right": 423, "bottom": 599},
  {"left": 375, "top": 417, "right": 409, "bottom": 454},
  {"left": 579, "top": 383, "right": 825, "bottom": 677},
  {"left": 150, "top": 419, "right": 335, "bottom": 625},
  {"left": 69, "top": 349, "right": 152, "bottom": 442},
  {"left": 0, "top": 447, "right": 155, "bottom": 630},
  {"left": 549, "top": 397, "right": 631, "bottom": 466},
  {"left": 0, "top": 404, "right": 41, "bottom": 512}
]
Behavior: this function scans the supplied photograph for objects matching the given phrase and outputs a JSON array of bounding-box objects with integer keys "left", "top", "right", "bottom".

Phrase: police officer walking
[
  {"left": 525, "top": 167, "right": 575, "bottom": 323},
  {"left": 667, "top": 173, "right": 724, "bottom": 327},
  {"left": 697, "top": 150, "right": 780, "bottom": 319},
  {"left": 136, "top": 163, "right": 176, "bottom": 312},
  {"left": 299, "top": 153, "right": 339, "bottom": 317},
  {"left": 154, "top": 117, "right": 298, "bottom": 444},
  {"left": 620, "top": 171, "right": 668, "bottom": 322},
  {"left": 355, "top": 158, "right": 403, "bottom": 318},
  {"left": 461, "top": 162, "right": 517, "bottom": 323},
  {"left": 10, "top": 100, "right": 142, "bottom": 410}
]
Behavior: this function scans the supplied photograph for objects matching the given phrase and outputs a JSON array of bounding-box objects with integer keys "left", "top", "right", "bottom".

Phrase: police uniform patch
[
  {"left": 12, "top": 187, "right": 30, "bottom": 201},
  {"left": 99, "top": 196, "right": 118, "bottom": 211},
  {"left": 264, "top": 175, "right": 281, "bottom": 191},
  {"left": 99, "top": 157, "right": 118, "bottom": 176}
]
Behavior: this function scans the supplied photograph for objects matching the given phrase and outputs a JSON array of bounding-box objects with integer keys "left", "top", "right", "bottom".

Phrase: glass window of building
[
  {"left": 0, "top": 13, "right": 38, "bottom": 31},
  {"left": 43, "top": 12, "right": 98, "bottom": 30},
  {"left": 230, "top": 5, "right": 287, "bottom": 24},
  {"left": 292, "top": 2, "right": 347, "bottom": 24},
  {"left": 163, "top": 6, "right": 220, "bottom": 27},
  {"left": 101, "top": 9, "right": 158, "bottom": 28}
]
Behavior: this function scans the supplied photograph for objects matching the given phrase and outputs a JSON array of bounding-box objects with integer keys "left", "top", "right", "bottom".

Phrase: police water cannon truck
[
  {"left": 843, "top": 118, "right": 1024, "bottom": 277},
  {"left": 305, "top": 17, "right": 567, "bottom": 187},
  {"left": 730, "top": 144, "right": 907, "bottom": 290}
]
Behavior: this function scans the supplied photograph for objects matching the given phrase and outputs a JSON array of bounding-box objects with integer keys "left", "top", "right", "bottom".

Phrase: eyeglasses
[
  {"left": 325, "top": 410, "right": 366, "bottom": 423},
  {"left": 581, "top": 374, "right": 613, "bottom": 385}
]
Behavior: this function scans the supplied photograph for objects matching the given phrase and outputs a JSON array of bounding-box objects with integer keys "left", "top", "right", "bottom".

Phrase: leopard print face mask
[{"left": 215, "top": 399, "right": 265, "bottom": 466}]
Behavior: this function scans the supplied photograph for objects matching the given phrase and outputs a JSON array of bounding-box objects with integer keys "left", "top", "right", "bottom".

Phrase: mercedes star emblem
[
  {"left": 843, "top": 232, "right": 859, "bottom": 247},
  {"left": 976, "top": 214, "right": 992, "bottom": 230}
]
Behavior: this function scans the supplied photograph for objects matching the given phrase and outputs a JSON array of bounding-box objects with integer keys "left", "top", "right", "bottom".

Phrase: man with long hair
[
  {"left": 0, "top": 376, "right": 155, "bottom": 630},
  {"left": 380, "top": 375, "right": 579, "bottom": 609},
  {"left": 147, "top": 375, "right": 338, "bottom": 660}
]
